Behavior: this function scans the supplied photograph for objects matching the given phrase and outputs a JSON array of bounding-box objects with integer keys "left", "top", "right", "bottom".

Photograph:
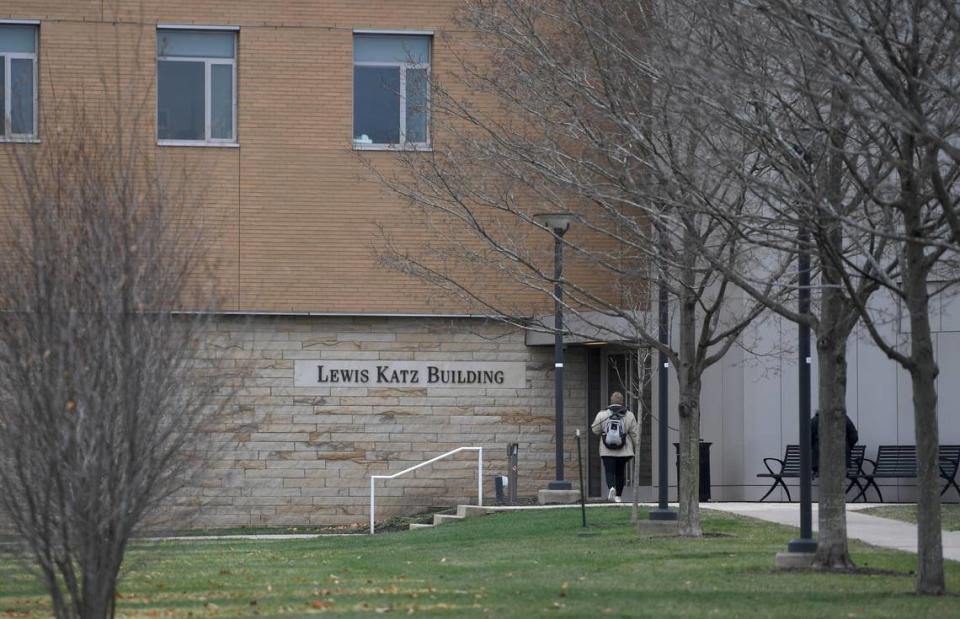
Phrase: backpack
[{"left": 602, "top": 413, "right": 626, "bottom": 449}]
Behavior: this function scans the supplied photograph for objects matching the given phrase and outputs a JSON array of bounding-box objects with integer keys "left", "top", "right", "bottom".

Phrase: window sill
[
  {"left": 157, "top": 140, "right": 240, "bottom": 148},
  {"left": 0, "top": 137, "right": 41, "bottom": 144},
  {"left": 353, "top": 142, "right": 432, "bottom": 152}
]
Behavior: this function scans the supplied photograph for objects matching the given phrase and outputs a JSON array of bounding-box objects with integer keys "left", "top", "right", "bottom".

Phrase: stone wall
[{"left": 170, "top": 315, "right": 587, "bottom": 527}]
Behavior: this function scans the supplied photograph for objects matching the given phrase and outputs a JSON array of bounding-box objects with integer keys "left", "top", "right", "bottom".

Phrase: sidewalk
[{"left": 703, "top": 502, "right": 960, "bottom": 562}]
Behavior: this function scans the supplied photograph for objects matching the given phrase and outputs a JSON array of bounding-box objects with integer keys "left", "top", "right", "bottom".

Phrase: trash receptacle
[{"left": 673, "top": 441, "right": 712, "bottom": 502}]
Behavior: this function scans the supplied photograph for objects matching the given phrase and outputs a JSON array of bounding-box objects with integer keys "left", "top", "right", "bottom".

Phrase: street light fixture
[
  {"left": 788, "top": 226, "right": 817, "bottom": 553},
  {"left": 534, "top": 212, "right": 576, "bottom": 491},
  {"left": 649, "top": 276, "right": 677, "bottom": 521}
]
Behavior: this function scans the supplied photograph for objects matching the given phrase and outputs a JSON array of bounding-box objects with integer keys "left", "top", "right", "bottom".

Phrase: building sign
[{"left": 293, "top": 360, "right": 526, "bottom": 388}]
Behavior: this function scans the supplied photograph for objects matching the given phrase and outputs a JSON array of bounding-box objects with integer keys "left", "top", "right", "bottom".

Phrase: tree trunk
[
  {"left": 676, "top": 224, "right": 702, "bottom": 537},
  {"left": 813, "top": 287, "right": 854, "bottom": 569},
  {"left": 903, "top": 208, "right": 945, "bottom": 595},
  {"left": 813, "top": 100, "right": 856, "bottom": 568},
  {"left": 81, "top": 565, "right": 119, "bottom": 619},
  {"left": 909, "top": 340, "right": 944, "bottom": 594},
  {"left": 677, "top": 372, "right": 702, "bottom": 537}
]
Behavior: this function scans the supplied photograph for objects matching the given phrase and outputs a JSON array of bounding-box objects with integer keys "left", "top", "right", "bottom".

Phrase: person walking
[{"left": 591, "top": 391, "right": 640, "bottom": 503}]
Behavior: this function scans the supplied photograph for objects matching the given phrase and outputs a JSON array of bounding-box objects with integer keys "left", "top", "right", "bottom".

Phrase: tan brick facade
[{"left": 0, "top": 0, "right": 571, "bottom": 315}]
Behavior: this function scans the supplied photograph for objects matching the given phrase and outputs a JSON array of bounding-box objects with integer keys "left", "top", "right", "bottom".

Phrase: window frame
[
  {"left": 0, "top": 20, "right": 39, "bottom": 142},
  {"left": 156, "top": 26, "right": 238, "bottom": 147},
  {"left": 352, "top": 30, "right": 432, "bottom": 151}
]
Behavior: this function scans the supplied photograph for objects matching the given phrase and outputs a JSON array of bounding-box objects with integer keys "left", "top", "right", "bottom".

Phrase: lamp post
[
  {"left": 534, "top": 212, "right": 575, "bottom": 491},
  {"left": 787, "top": 226, "right": 816, "bottom": 553},
  {"left": 650, "top": 276, "right": 677, "bottom": 521}
]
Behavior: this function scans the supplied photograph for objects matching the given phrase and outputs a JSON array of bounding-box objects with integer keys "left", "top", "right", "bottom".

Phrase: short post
[
  {"left": 369, "top": 477, "right": 376, "bottom": 535},
  {"left": 507, "top": 443, "right": 519, "bottom": 505},
  {"left": 478, "top": 447, "right": 484, "bottom": 506},
  {"left": 576, "top": 429, "right": 587, "bottom": 528}
]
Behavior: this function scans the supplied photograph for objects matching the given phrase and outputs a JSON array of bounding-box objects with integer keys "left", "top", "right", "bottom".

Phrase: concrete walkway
[{"left": 703, "top": 502, "right": 960, "bottom": 562}]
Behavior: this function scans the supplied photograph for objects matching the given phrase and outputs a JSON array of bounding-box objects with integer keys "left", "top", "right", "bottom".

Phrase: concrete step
[
  {"left": 456, "top": 505, "right": 494, "bottom": 518},
  {"left": 408, "top": 523, "right": 435, "bottom": 530},
  {"left": 432, "top": 513, "right": 465, "bottom": 526}
]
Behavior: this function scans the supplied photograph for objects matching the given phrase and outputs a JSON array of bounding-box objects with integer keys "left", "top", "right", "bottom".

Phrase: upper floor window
[
  {"left": 353, "top": 33, "right": 430, "bottom": 149},
  {"left": 157, "top": 28, "right": 236, "bottom": 144},
  {"left": 0, "top": 24, "right": 38, "bottom": 139}
]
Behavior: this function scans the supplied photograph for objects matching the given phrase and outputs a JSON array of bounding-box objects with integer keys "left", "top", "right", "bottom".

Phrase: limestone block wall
[{"left": 170, "top": 315, "right": 586, "bottom": 527}]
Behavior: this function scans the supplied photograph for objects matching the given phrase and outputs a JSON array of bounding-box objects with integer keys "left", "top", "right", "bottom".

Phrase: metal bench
[
  {"left": 855, "top": 444, "right": 960, "bottom": 502},
  {"left": 940, "top": 445, "right": 960, "bottom": 499},
  {"left": 757, "top": 444, "right": 866, "bottom": 502}
]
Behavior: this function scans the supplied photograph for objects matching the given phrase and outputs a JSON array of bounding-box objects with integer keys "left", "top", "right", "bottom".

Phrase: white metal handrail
[{"left": 369, "top": 446, "right": 483, "bottom": 534}]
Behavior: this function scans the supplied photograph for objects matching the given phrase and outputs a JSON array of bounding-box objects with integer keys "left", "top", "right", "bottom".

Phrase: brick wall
[{"left": 0, "top": 0, "right": 617, "bottom": 316}]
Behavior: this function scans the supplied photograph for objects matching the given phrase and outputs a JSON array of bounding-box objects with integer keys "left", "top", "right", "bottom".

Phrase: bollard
[
  {"left": 576, "top": 429, "right": 586, "bottom": 527},
  {"left": 507, "top": 443, "right": 519, "bottom": 505}
]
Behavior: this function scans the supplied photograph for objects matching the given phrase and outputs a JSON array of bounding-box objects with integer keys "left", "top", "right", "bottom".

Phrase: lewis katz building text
[{"left": 293, "top": 360, "right": 527, "bottom": 389}]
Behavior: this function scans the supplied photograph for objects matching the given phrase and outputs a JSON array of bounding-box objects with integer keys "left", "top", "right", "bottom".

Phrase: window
[
  {"left": 0, "top": 24, "right": 38, "bottom": 139},
  {"left": 353, "top": 33, "right": 430, "bottom": 148},
  {"left": 157, "top": 28, "right": 236, "bottom": 144}
]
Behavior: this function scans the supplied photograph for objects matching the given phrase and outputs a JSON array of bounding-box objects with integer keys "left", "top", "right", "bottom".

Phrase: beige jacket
[{"left": 591, "top": 405, "right": 640, "bottom": 457}]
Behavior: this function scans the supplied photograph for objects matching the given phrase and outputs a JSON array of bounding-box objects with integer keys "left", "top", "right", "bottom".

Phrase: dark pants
[{"left": 602, "top": 456, "right": 631, "bottom": 496}]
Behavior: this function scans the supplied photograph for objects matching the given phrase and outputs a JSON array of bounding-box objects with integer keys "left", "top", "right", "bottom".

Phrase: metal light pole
[
  {"left": 788, "top": 226, "right": 816, "bottom": 553},
  {"left": 535, "top": 213, "right": 574, "bottom": 491},
  {"left": 650, "top": 276, "right": 677, "bottom": 521}
]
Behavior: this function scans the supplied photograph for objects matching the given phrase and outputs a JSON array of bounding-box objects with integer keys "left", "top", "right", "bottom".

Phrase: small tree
[{"left": 0, "top": 102, "right": 232, "bottom": 618}]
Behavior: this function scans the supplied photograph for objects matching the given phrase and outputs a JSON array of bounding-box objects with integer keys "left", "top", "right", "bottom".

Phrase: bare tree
[
  {"left": 0, "top": 100, "right": 233, "bottom": 617},
  {"left": 672, "top": 0, "right": 960, "bottom": 587},
  {"left": 373, "top": 0, "right": 790, "bottom": 536},
  {"left": 740, "top": 0, "right": 960, "bottom": 594},
  {"left": 641, "top": 0, "right": 901, "bottom": 569}
]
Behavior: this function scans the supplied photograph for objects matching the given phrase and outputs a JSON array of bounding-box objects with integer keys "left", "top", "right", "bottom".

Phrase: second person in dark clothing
[{"left": 810, "top": 410, "right": 859, "bottom": 475}]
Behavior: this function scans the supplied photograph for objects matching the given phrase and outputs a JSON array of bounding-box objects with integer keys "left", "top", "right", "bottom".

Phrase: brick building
[
  {"left": 3, "top": 1, "right": 957, "bottom": 528},
  {"left": 0, "top": 1, "right": 655, "bottom": 527}
]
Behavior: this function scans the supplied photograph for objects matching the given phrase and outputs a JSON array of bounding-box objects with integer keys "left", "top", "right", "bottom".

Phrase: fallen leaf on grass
[{"left": 310, "top": 599, "right": 335, "bottom": 609}]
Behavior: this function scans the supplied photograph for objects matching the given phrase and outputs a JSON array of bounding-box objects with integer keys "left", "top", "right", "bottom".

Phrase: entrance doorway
[{"left": 585, "top": 347, "right": 652, "bottom": 499}]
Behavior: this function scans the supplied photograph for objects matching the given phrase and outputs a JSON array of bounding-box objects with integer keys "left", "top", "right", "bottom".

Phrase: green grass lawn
[
  {"left": 860, "top": 504, "right": 960, "bottom": 531},
  {"left": 2, "top": 507, "right": 960, "bottom": 618}
]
